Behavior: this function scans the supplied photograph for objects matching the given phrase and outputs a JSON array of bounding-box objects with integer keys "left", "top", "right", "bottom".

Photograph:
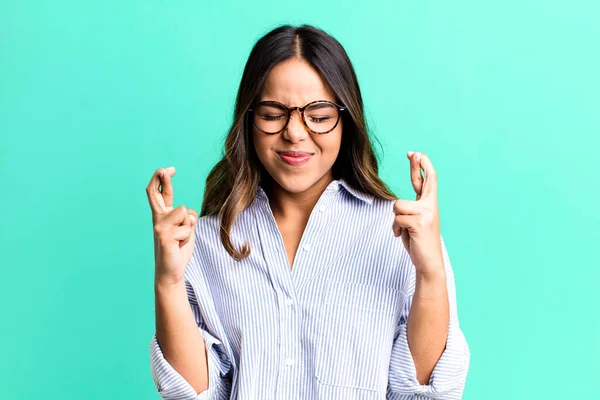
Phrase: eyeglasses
[{"left": 247, "top": 100, "right": 347, "bottom": 135}]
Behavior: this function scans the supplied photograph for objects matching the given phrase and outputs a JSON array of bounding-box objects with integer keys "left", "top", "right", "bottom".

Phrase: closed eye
[
  {"left": 309, "top": 116, "right": 331, "bottom": 123},
  {"left": 261, "top": 115, "right": 286, "bottom": 121}
]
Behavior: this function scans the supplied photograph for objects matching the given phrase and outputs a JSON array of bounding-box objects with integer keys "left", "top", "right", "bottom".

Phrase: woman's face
[{"left": 252, "top": 57, "right": 342, "bottom": 195}]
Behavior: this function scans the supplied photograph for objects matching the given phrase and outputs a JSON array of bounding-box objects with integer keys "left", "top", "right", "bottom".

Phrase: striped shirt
[{"left": 150, "top": 178, "right": 470, "bottom": 399}]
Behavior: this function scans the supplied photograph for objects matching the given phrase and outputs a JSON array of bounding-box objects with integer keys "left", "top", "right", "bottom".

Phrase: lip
[{"left": 276, "top": 151, "right": 314, "bottom": 166}]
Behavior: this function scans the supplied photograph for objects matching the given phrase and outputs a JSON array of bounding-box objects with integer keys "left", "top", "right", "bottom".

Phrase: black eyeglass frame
[{"left": 247, "top": 99, "right": 347, "bottom": 135}]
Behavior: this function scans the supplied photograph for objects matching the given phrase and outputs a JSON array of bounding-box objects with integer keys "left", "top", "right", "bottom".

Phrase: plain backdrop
[{"left": 1, "top": 1, "right": 599, "bottom": 399}]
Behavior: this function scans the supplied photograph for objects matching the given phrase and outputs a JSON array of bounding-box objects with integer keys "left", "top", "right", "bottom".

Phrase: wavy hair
[{"left": 200, "top": 24, "right": 396, "bottom": 260}]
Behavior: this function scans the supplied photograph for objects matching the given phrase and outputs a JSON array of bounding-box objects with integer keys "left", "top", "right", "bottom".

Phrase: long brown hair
[{"left": 200, "top": 24, "right": 396, "bottom": 261}]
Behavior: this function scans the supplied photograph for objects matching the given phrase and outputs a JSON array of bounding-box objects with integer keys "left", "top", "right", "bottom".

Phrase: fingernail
[
  {"left": 407, "top": 151, "right": 414, "bottom": 157},
  {"left": 189, "top": 214, "right": 196, "bottom": 223},
  {"left": 158, "top": 170, "right": 163, "bottom": 177},
  {"left": 167, "top": 166, "right": 175, "bottom": 170},
  {"left": 416, "top": 152, "right": 421, "bottom": 162}
]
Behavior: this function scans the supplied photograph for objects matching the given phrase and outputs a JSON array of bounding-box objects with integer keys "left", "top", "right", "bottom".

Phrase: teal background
[{"left": 2, "top": 1, "right": 599, "bottom": 399}]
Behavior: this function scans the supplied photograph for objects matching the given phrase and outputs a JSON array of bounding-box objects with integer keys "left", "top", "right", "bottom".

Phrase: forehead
[{"left": 259, "top": 57, "right": 336, "bottom": 105}]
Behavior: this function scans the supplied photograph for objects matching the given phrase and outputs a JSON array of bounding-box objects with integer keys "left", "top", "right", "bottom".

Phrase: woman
[{"left": 147, "top": 24, "right": 470, "bottom": 400}]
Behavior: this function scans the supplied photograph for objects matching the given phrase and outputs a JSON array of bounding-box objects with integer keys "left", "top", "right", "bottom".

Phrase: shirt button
[
  {"left": 285, "top": 358, "right": 294, "bottom": 366},
  {"left": 285, "top": 298, "right": 293, "bottom": 306},
  {"left": 302, "top": 243, "right": 311, "bottom": 252}
]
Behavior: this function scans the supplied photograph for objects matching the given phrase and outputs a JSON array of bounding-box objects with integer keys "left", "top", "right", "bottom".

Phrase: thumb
[{"left": 179, "top": 211, "right": 197, "bottom": 247}]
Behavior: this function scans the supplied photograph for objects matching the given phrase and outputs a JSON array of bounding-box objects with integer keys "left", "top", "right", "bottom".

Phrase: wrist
[
  {"left": 416, "top": 267, "right": 446, "bottom": 283},
  {"left": 414, "top": 268, "right": 447, "bottom": 301},
  {"left": 154, "top": 277, "right": 186, "bottom": 293}
]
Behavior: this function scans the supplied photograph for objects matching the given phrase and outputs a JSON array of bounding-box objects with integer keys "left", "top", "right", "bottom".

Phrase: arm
[
  {"left": 150, "top": 279, "right": 232, "bottom": 399},
  {"left": 408, "top": 268, "right": 449, "bottom": 385},
  {"left": 388, "top": 235, "right": 471, "bottom": 399},
  {"left": 153, "top": 279, "right": 209, "bottom": 395}
]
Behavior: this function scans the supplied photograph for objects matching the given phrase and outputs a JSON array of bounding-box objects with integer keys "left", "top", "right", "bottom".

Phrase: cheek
[
  {"left": 315, "top": 129, "right": 342, "bottom": 159},
  {"left": 252, "top": 128, "right": 275, "bottom": 163}
]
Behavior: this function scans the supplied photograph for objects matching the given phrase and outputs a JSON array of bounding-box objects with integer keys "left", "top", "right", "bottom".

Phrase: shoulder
[
  {"left": 193, "top": 206, "right": 255, "bottom": 250},
  {"left": 194, "top": 213, "right": 220, "bottom": 238}
]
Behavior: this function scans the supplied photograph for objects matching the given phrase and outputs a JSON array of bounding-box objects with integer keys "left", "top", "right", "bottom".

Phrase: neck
[{"left": 265, "top": 173, "right": 334, "bottom": 220}]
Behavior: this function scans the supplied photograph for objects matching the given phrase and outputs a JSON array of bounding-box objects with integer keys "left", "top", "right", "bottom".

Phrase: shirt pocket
[{"left": 315, "top": 278, "right": 406, "bottom": 393}]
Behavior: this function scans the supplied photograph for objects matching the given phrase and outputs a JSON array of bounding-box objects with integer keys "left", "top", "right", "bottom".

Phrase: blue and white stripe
[{"left": 150, "top": 178, "right": 470, "bottom": 399}]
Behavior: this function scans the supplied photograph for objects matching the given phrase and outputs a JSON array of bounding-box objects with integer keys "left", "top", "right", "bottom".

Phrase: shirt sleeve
[
  {"left": 387, "top": 235, "right": 471, "bottom": 399},
  {"left": 150, "top": 279, "right": 233, "bottom": 400}
]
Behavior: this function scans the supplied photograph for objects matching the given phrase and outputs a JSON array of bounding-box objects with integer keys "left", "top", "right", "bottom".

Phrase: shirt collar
[
  {"left": 337, "top": 179, "right": 374, "bottom": 205},
  {"left": 256, "top": 178, "right": 374, "bottom": 205}
]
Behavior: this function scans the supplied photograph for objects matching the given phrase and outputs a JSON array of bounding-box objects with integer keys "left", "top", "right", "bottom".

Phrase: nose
[{"left": 282, "top": 108, "right": 309, "bottom": 143}]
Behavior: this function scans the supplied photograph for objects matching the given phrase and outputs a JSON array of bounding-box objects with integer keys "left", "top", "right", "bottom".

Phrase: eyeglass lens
[{"left": 253, "top": 102, "right": 339, "bottom": 134}]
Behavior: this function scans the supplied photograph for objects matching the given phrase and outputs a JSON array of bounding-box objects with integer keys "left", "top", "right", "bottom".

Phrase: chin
[
  {"left": 267, "top": 166, "right": 333, "bottom": 195},
  {"left": 273, "top": 174, "right": 316, "bottom": 194}
]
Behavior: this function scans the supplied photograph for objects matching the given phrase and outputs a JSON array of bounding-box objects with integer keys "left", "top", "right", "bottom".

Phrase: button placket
[
  {"left": 254, "top": 195, "right": 299, "bottom": 385},
  {"left": 282, "top": 294, "right": 296, "bottom": 380}
]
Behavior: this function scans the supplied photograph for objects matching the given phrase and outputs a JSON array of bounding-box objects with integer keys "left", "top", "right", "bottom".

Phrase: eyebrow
[
  {"left": 307, "top": 102, "right": 334, "bottom": 110},
  {"left": 258, "top": 100, "right": 288, "bottom": 108}
]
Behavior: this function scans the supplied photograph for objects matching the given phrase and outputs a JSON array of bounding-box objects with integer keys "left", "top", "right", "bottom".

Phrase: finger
[
  {"left": 160, "top": 167, "right": 176, "bottom": 208},
  {"left": 188, "top": 209, "right": 198, "bottom": 224},
  {"left": 393, "top": 221, "right": 409, "bottom": 238},
  {"left": 407, "top": 151, "right": 423, "bottom": 198},
  {"left": 146, "top": 168, "right": 167, "bottom": 214},
  {"left": 172, "top": 224, "right": 192, "bottom": 241},
  {"left": 179, "top": 211, "right": 197, "bottom": 246},
  {"left": 393, "top": 214, "right": 418, "bottom": 232},
  {"left": 182, "top": 209, "right": 197, "bottom": 227},
  {"left": 162, "top": 205, "right": 189, "bottom": 227},
  {"left": 418, "top": 153, "right": 437, "bottom": 198},
  {"left": 393, "top": 199, "right": 420, "bottom": 215},
  {"left": 401, "top": 226, "right": 410, "bottom": 251},
  {"left": 393, "top": 223, "right": 408, "bottom": 238}
]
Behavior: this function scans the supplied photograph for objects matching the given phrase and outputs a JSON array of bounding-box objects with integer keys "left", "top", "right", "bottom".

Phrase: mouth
[{"left": 276, "top": 151, "right": 314, "bottom": 167}]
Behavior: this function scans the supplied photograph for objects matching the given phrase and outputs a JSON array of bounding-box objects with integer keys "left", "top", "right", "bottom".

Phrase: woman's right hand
[{"left": 146, "top": 167, "right": 198, "bottom": 287}]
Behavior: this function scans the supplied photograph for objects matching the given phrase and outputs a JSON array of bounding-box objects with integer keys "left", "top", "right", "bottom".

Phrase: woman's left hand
[{"left": 392, "top": 151, "right": 445, "bottom": 278}]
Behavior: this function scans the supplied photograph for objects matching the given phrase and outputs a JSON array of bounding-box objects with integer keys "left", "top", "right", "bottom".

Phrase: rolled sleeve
[
  {"left": 150, "top": 328, "right": 232, "bottom": 399},
  {"left": 388, "top": 235, "right": 471, "bottom": 399},
  {"left": 150, "top": 279, "right": 232, "bottom": 399}
]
